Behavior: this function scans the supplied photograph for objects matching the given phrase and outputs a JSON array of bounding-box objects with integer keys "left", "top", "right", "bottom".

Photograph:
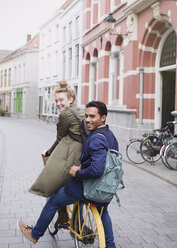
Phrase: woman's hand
[{"left": 69, "top": 164, "right": 81, "bottom": 177}]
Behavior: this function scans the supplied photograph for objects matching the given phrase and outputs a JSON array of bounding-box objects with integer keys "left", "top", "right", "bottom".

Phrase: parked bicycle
[
  {"left": 48, "top": 200, "right": 105, "bottom": 247},
  {"left": 140, "top": 121, "right": 177, "bottom": 166},
  {"left": 164, "top": 141, "right": 177, "bottom": 170},
  {"left": 126, "top": 121, "right": 177, "bottom": 169},
  {"left": 126, "top": 133, "right": 151, "bottom": 164}
]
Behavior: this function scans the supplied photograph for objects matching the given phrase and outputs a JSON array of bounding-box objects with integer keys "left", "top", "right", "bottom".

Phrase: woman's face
[{"left": 55, "top": 92, "right": 73, "bottom": 112}]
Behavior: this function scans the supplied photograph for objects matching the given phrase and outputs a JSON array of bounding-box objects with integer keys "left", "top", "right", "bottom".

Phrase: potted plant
[{"left": 0, "top": 108, "right": 5, "bottom": 116}]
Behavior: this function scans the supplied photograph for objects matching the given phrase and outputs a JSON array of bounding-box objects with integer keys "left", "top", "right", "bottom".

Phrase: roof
[{"left": 0, "top": 50, "right": 12, "bottom": 60}]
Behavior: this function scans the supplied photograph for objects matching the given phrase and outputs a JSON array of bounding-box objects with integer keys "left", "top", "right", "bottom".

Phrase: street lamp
[
  {"left": 105, "top": 13, "right": 127, "bottom": 36},
  {"left": 105, "top": 13, "right": 116, "bottom": 30}
]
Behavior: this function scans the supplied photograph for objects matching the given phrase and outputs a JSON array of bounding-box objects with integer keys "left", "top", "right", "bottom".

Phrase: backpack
[
  {"left": 83, "top": 133, "right": 125, "bottom": 206},
  {"left": 68, "top": 108, "right": 90, "bottom": 143}
]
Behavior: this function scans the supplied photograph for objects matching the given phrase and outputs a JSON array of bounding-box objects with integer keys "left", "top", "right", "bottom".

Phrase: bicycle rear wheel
[
  {"left": 126, "top": 139, "right": 145, "bottom": 164},
  {"left": 72, "top": 201, "right": 105, "bottom": 248},
  {"left": 165, "top": 142, "right": 177, "bottom": 170},
  {"left": 140, "top": 135, "right": 161, "bottom": 163}
]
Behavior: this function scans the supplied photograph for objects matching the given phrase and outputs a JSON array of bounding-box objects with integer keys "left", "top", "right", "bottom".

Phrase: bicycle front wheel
[
  {"left": 160, "top": 145, "right": 172, "bottom": 169},
  {"left": 126, "top": 139, "right": 145, "bottom": 164},
  {"left": 165, "top": 142, "right": 177, "bottom": 170},
  {"left": 72, "top": 201, "right": 105, "bottom": 248},
  {"left": 140, "top": 135, "right": 161, "bottom": 163}
]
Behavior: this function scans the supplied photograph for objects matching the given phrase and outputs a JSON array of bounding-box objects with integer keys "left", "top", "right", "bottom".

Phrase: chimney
[{"left": 27, "top": 34, "right": 32, "bottom": 42}]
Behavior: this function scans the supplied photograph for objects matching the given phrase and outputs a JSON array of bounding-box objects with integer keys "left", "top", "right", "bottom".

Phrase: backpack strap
[
  {"left": 68, "top": 108, "right": 80, "bottom": 121},
  {"left": 67, "top": 108, "right": 83, "bottom": 143},
  {"left": 97, "top": 132, "right": 125, "bottom": 207}
]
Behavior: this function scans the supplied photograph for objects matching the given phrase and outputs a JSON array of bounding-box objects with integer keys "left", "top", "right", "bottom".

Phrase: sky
[{"left": 0, "top": 0, "right": 61, "bottom": 51}]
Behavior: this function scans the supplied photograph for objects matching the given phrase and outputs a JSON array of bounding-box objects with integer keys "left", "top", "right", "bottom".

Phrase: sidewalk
[
  {"left": 0, "top": 117, "right": 177, "bottom": 248},
  {"left": 119, "top": 141, "right": 177, "bottom": 188}
]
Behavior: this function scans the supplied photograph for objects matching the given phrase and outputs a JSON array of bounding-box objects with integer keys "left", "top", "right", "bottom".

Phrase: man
[{"left": 17, "top": 101, "right": 118, "bottom": 248}]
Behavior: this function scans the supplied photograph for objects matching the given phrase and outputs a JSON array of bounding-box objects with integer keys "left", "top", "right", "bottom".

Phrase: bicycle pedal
[{"left": 58, "top": 222, "right": 70, "bottom": 229}]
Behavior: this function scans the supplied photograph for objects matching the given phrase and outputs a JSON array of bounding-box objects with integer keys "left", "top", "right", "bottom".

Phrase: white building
[
  {"left": 11, "top": 34, "right": 39, "bottom": 119},
  {"left": 38, "top": 0, "right": 83, "bottom": 120}
]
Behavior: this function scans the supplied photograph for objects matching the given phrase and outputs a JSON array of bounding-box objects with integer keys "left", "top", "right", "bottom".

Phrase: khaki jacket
[{"left": 29, "top": 104, "right": 85, "bottom": 197}]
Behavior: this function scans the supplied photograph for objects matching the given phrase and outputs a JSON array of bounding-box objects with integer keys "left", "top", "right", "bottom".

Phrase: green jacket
[{"left": 29, "top": 104, "right": 85, "bottom": 197}]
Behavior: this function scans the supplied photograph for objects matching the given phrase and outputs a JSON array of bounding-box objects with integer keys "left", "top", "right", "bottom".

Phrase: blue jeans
[{"left": 31, "top": 187, "right": 116, "bottom": 248}]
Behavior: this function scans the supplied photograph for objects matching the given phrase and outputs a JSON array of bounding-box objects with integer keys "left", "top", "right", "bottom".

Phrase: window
[
  {"left": 48, "top": 29, "right": 51, "bottom": 45},
  {"left": 23, "top": 64, "right": 25, "bottom": 82},
  {"left": 55, "top": 51, "right": 59, "bottom": 75},
  {"left": 63, "top": 51, "right": 66, "bottom": 79},
  {"left": 14, "top": 66, "right": 17, "bottom": 84},
  {"left": 63, "top": 26, "right": 66, "bottom": 45},
  {"left": 4, "top": 70, "right": 7, "bottom": 86},
  {"left": 19, "top": 65, "right": 21, "bottom": 83},
  {"left": 0, "top": 71, "right": 3, "bottom": 87},
  {"left": 160, "top": 31, "right": 176, "bottom": 67},
  {"left": 69, "top": 22, "right": 72, "bottom": 42},
  {"left": 47, "top": 54, "right": 51, "bottom": 77},
  {"left": 69, "top": 48, "right": 72, "bottom": 79},
  {"left": 75, "top": 44, "right": 79, "bottom": 77},
  {"left": 8, "top": 68, "right": 11, "bottom": 86},
  {"left": 44, "top": 87, "right": 51, "bottom": 114},
  {"left": 56, "top": 24, "right": 59, "bottom": 41},
  {"left": 75, "top": 16, "right": 80, "bottom": 36}
]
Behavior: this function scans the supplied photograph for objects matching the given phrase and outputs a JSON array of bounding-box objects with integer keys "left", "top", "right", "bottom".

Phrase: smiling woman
[
  {"left": 0, "top": 0, "right": 60, "bottom": 50},
  {"left": 29, "top": 80, "right": 85, "bottom": 198}
]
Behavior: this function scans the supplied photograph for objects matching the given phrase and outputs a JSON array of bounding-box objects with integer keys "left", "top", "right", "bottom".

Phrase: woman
[{"left": 29, "top": 80, "right": 85, "bottom": 198}]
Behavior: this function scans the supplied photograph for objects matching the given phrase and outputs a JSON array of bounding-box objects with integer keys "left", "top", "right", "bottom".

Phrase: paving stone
[{"left": 1, "top": 118, "right": 177, "bottom": 248}]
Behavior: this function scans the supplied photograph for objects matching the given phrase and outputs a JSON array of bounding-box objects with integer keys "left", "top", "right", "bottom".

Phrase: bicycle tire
[
  {"left": 126, "top": 139, "right": 145, "bottom": 164},
  {"left": 48, "top": 212, "right": 59, "bottom": 236},
  {"left": 140, "top": 135, "right": 161, "bottom": 163},
  {"left": 160, "top": 145, "right": 172, "bottom": 169},
  {"left": 165, "top": 142, "right": 177, "bottom": 170},
  {"left": 72, "top": 201, "right": 105, "bottom": 248}
]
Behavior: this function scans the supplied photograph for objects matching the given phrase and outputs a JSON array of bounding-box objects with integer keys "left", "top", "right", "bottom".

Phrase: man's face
[{"left": 85, "top": 107, "right": 106, "bottom": 131}]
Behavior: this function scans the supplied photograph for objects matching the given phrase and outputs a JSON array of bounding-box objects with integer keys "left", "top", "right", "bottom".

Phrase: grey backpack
[{"left": 83, "top": 134, "right": 125, "bottom": 206}]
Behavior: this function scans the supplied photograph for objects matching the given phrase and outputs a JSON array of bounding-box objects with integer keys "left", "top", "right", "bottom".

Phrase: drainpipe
[{"left": 139, "top": 67, "right": 144, "bottom": 125}]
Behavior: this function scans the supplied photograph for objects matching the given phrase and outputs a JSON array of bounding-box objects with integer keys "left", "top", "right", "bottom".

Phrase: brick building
[{"left": 81, "top": 0, "right": 177, "bottom": 143}]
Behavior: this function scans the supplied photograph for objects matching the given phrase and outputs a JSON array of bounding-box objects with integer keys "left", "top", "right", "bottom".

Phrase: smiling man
[{"left": 17, "top": 101, "right": 119, "bottom": 248}]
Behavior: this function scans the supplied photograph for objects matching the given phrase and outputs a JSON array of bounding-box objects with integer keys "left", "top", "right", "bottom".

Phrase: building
[
  {"left": 11, "top": 34, "right": 39, "bottom": 119},
  {"left": 0, "top": 50, "right": 12, "bottom": 114},
  {"left": 38, "top": 0, "right": 83, "bottom": 121},
  {"left": 81, "top": 0, "right": 177, "bottom": 144}
]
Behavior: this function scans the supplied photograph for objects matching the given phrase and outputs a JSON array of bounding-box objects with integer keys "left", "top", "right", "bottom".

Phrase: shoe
[{"left": 17, "top": 220, "right": 37, "bottom": 244}]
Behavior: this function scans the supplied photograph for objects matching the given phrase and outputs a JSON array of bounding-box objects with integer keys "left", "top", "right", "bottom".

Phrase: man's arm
[{"left": 70, "top": 136, "right": 108, "bottom": 180}]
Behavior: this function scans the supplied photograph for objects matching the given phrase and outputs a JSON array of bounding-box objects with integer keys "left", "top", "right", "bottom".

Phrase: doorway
[{"left": 161, "top": 71, "right": 175, "bottom": 129}]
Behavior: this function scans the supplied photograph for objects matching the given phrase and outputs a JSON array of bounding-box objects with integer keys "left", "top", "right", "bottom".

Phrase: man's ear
[{"left": 101, "top": 115, "right": 106, "bottom": 123}]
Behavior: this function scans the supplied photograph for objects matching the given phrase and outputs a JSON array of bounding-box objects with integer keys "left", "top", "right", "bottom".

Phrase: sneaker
[{"left": 17, "top": 220, "right": 37, "bottom": 244}]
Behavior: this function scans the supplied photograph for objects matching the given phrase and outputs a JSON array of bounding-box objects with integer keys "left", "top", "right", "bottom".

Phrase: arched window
[{"left": 160, "top": 31, "right": 176, "bottom": 67}]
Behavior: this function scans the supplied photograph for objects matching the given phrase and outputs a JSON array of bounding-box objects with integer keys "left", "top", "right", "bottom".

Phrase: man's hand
[{"left": 69, "top": 164, "right": 81, "bottom": 177}]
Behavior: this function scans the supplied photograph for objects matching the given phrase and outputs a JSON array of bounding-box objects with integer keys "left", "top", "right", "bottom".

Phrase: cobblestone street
[{"left": 0, "top": 117, "right": 177, "bottom": 248}]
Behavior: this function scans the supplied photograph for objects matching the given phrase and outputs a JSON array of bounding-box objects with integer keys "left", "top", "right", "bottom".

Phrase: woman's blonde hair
[{"left": 54, "top": 80, "right": 76, "bottom": 103}]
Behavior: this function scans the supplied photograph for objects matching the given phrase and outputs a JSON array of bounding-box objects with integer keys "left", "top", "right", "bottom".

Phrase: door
[{"left": 161, "top": 71, "right": 175, "bottom": 128}]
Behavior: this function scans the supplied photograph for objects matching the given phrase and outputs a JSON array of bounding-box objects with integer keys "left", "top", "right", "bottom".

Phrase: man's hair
[{"left": 86, "top": 101, "right": 107, "bottom": 116}]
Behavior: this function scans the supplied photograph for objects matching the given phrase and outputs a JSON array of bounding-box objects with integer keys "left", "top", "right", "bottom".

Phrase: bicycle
[
  {"left": 140, "top": 121, "right": 177, "bottom": 166},
  {"left": 126, "top": 133, "right": 151, "bottom": 164},
  {"left": 164, "top": 141, "right": 177, "bottom": 170},
  {"left": 48, "top": 200, "right": 106, "bottom": 247}
]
